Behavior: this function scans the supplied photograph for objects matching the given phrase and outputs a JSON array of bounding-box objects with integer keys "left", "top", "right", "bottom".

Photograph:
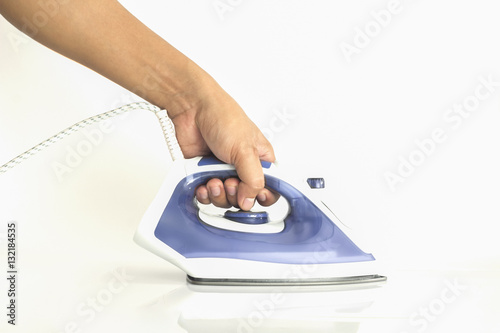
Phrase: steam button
[{"left": 307, "top": 178, "right": 325, "bottom": 189}]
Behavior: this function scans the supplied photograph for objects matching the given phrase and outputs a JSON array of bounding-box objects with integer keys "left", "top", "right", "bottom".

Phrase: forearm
[{"left": 0, "top": 0, "right": 213, "bottom": 116}]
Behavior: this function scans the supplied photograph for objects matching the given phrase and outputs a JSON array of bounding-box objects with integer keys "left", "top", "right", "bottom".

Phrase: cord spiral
[{"left": 0, "top": 102, "right": 182, "bottom": 174}]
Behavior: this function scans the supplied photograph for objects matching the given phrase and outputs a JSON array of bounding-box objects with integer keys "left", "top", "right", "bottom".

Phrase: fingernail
[
  {"left": 199, "top": 191, "right": 208, "bottom": 200},
  {"left": 210, "top": 186, "right": 221, "bottom": 197},
  {"left": 227, "top": 186, "right": 236, "bottom": 196},
  {"left": 257, "top": 193, "right": 267, "bottom": 202},
  {"left": 242, "top": 198, "right": 254, "bottom": 210}
]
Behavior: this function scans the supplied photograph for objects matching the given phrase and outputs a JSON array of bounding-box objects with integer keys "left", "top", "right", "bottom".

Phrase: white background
[{"left": 0, "top": 0, "right": 499, "bottom": 332}]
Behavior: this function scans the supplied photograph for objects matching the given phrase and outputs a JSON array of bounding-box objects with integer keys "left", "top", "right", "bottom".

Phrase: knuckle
[{"left": 246, "top": 176, "right": 265, "bottom": 191}]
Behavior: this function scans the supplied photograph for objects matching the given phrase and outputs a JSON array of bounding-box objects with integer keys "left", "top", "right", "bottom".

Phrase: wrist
[{"left": 147, "top": 55, "right": 219, "bottom": 118}]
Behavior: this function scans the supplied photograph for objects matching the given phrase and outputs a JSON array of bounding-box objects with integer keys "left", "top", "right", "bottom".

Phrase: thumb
[{"left": 234, "top": 147, "right": 274, "bottom": 211}]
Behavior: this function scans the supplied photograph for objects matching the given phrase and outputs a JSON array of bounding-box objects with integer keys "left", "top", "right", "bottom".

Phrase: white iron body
[{"left": 134, "top": 157, "right": 385, "bottom": 285}]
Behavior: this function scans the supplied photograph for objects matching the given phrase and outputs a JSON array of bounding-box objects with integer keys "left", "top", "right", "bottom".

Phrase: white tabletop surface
[{"left": 1, "top": 1, "right": 499, "bottom": 332}]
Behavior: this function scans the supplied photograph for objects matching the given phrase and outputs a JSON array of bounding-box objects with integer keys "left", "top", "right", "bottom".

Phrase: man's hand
[
  {"left": 0, "top": 0, "right": 279, "bottom": 210},
  {"left": 168, "top": 85, "right": 279, "bottom": 211}
]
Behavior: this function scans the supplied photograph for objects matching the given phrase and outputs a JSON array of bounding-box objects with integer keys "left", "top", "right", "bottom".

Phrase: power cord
[{"left": 0, "top": 102, "right": 183, "bottom": 174}]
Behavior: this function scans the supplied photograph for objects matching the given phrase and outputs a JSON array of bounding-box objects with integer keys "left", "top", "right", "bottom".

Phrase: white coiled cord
[
  {"left": 0, "top": 102, "right": 183, "bottom": 174},
  {"left": 154, "top": 109, "right": 184, "bottom": 161}
]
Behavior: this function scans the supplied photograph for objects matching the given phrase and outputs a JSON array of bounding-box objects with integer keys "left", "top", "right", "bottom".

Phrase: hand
[
  {"left": 0, "top": 0, "right": 279, "bottom": 211},
  {"left": 168, "top": 83, "right": 280, "bottom": 210}
]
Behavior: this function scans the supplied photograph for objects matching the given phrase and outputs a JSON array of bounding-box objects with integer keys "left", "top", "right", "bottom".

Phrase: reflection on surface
[{"left": 147, "top": 280, "right": 385, "bottom": 333}]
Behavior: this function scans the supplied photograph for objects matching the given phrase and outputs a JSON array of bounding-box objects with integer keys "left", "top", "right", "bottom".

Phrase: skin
[{"left": 0, "top": 0, "right": 279, "bottom": 210}]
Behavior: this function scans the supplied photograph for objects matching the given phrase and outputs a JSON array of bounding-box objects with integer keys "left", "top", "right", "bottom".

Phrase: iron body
[{"left": 134, "top": 156, "right": 386, "bottom": 286}]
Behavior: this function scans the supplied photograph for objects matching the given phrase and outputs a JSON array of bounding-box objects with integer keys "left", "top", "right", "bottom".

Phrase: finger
[
  {"left": 206, "top": 178, "right": 231, "bottom": 208},
  {"left": 195, "top": 185, "right": 210, "bottom": 205},
  {"left": 256, "top": 188, "right": 280, "bottom": 207},
  {"left": 224, "top": 177, "right": 240, "bottom": 208},
  {"left": 234, "top": 149, "right": 265, "bottom": 211},
  {"left": 258, "top": 141, "right": 276, "bottom": 165}
]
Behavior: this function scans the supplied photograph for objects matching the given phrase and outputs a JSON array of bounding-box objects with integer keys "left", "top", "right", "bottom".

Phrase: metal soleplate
[{"left": 186, "top": 274, "right": 387, "bottom": 287}]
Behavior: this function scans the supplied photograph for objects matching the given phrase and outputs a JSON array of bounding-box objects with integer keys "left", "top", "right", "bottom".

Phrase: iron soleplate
[{"left": 186, "top": 274, "right": 387, "bottom": 287}]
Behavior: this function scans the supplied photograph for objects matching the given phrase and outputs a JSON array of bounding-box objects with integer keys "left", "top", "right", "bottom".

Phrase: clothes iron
[{"left": 134, "top": 156, "right": 386, "bottom": 286}]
